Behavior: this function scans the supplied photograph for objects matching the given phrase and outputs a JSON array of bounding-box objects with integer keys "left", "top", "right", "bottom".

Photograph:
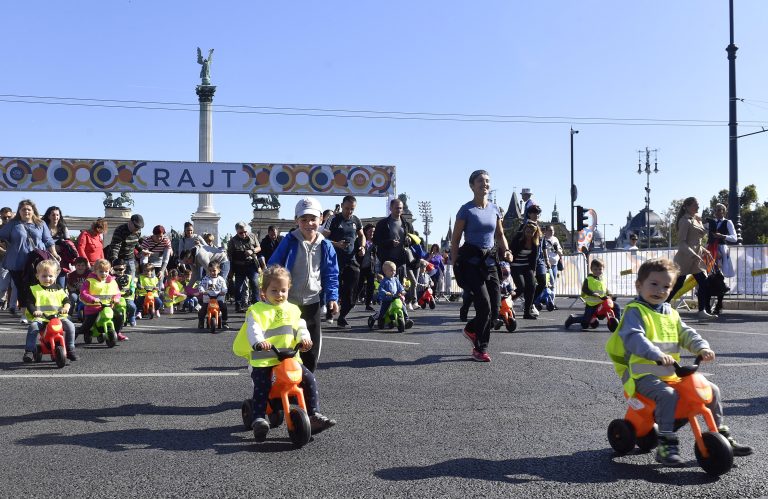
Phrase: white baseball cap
[{"left": 295, "top": 196, "right": 323, "bottom": 218}]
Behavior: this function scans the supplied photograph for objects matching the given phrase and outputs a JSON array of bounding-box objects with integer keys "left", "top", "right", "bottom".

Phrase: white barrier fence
[{"left": 445, "top": 245, "right": 768, "bottom": 299}]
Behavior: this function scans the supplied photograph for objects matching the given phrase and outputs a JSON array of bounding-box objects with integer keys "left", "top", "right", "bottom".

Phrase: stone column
[{"left": 191, "top": 84, "right": 221, "bottom": 244}]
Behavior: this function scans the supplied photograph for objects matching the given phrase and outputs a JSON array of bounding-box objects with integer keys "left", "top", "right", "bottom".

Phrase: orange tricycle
[
  {"left": 241, "top": 345, "right": 312, "bottom": 448},
  {"left": 607, "top": 356, "right": 733, "bottom": 476}
]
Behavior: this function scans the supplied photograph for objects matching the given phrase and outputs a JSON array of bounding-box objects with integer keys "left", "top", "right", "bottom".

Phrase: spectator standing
[
  {"left": 259, "top": 225, "right": 283, "bottom": 267},
  {"left": 450, "top": 170, "right": 513, "bottom": 362},
  {"left": 43, "top": 206, "right": 71, "bottom": 288},
  {"left": 106, "top": 214, "right": 145, "bottom": 278},
  {"left": 356, "top": 224, "right": 377, "bottom": 311},
  {"left": 426, "top": 243, "right": 446, "bottom": 297},
  {"left": 707, "top": 203, "right": 737, "bottom": 278},
  {"left": 510, "top": 222, "right": 543, "bottom": 319},
  {"left": 175, "top": 222, "right": 205, "bottom": 255},
  {"left": 520, "top": 188, "right": 536, "bottom": 224},
  {"left": 180, "top": 244, "right": 230, "bottom": 286},
  {"left": 373, "top": 198, "right": 418, "bottom": 313},
  {"left": 0, "top": 207, "right": 19, "bottom": 313},
  {"left": 322, "top": 195, "right": 365, "bottom": 329},
  {"left": 524, "top": 205, "right": 551, "bottom": 315},
  {"left": 0, "top": 199, "right": 61, "bottom": 324},
  {"left": 625, "top": 233, "right": 640, "bottom": 250},
  {"left": 76, "top": 218, "right": 108, "bottom": 266},
  {"left": 139, "top": 225, "right": 172, "bottom": 283},
  {"left": 227, "top": 221, "right": 261, "bottom": 313}
]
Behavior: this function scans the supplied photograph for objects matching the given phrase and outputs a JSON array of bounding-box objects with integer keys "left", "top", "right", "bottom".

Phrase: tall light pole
[
  {"left": 637, "top": 147, "right": 659, "bottom": 249},
  {"left": 727, "top": 0, "right": 742, "bottom": 243},
  {"left": 418, "top": 200, "right": 433, "bottom": 247},
  {"left": 570, "top": 127, "right": 579, "bottom": 252}
]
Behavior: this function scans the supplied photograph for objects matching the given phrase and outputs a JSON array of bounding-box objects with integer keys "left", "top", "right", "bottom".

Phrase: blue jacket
[
  {"left": 0, "top": 220, "right": 55, "bottom": 271},
  {"left": 268, "top": 230, "right": 339, "bottom": 304}
]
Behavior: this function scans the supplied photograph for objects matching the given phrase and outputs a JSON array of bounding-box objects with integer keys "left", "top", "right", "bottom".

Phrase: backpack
[{"left": 55, "top": 239, "right": 79, "bottom": 273}]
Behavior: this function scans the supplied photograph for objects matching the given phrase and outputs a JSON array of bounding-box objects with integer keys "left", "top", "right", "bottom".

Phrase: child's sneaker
[
  {"left": 719, "top": 425, "right": 753, "bottom": 456},
  {"left": 198, "top": 319, "right": 205, "bottom": 329},
  {"left": 309, "top": 412, "right": 336, "bottom": 434},
  {"left": 154, "top": 310, "right": 161, "bottom": 318},
  {"left": 20, "top": 317, "right": 29, "bottom": 325},
  {"left": 129, "top": 320, "right": 137, "bottom": 327},
  {"left": 117, "top": 333, "right": 129, "bottom": 341},
  {"left": 251, "top": 418, "right": 270, "bottom": 442},
  {"left": 564, "top": 315, "right": 578, "bottom": 329},
  {"left": 168, "top": 305, "right": 174, "bottom": 315},
  {"left": 135, "top": 312, "right": 142, "bottom": 320},
  {"left": 22, "top": 351, "right": 34, "bottom": 363},
  {"left": 66, "top": 350, "right": 78, "bottom": 361},
  {"left": 194, "top": 304, "right": 202, "bottom": 312},
  {"left": 404, "top": 319, "right": 414, "bottom": 329},
  {"left": 655, "top": 434, "right": 685, "bottom": 466}
]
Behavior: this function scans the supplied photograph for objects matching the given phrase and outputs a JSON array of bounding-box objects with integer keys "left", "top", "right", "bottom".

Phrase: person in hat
[
  {"left": 140, "top": 224, "right": 172, "bottom": 283},
  {"left": 520, "top": 188, "right": 536, "bottom": 224},
  {"left": 267, "top": 197, "right": 339, "bottom": 372},
  {"left": 106, "top": 214, "right": 146, "bottom": 278}
]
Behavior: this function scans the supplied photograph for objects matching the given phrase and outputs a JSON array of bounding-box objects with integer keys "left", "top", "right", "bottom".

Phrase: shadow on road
[
  {"left": 724, "top": 396, "right": 768, "bottom": 417},
  {"left": 0, "top": 401, "right": 240, "bottom": 426},
  {"left": 317, "top": 355, "right": 473, "bottom": 370},
  {"left": 374, "top": 449, "right": 720, "bottom": 485}
]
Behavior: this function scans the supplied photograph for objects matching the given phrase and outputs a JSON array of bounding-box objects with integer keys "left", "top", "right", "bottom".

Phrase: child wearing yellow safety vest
[
  {"left": 163, "top": 268, "right": 186, "bottom": 314},
  {"left": 23, "top": 260, "right": 77, "bottom": 363},
  {"left": 79, "top": 259, "right": 125, "bottom": 342},
  {"left": 111, "top": 259, "right": 137, "bottom": 328},
  {"left": 605, "top": 258, "right": 751, "bottom": 466},
  {"left": 233, "top": 265, "right": 336, "bottom": 442},
  {"left": 565, "top": 258, "right": 621, "bottom": 329},
  {"left": 135, "top": 263, "right": 163, "bottom": 319}
]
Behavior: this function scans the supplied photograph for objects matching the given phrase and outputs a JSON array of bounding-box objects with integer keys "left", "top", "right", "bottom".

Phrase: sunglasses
[{"left": 113, "top": 267, "right": 126, "bottom": 272}]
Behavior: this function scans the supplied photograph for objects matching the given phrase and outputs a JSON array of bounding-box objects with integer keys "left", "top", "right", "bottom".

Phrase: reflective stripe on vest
[
  {"left": 581, "top": 275, "right": 607, "bottom": 306},
  {"left": 137, "top": 275, "right": 159, "bottom": 296},
  {"left": 86, "top": 278, "right": 119, "bottom": 302},
  {"left": 27, "top": 285, "right": 67, "bottom": 320},
  {"left": 626, "top": 302, "right": 681, "bottom": 383}
]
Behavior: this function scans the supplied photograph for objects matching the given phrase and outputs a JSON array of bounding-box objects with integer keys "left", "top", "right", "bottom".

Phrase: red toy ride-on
[
  {"left": 607, "top": 356, "right": 734, "bottom": 476},
  {"left": 493, "top": 294, "right": 517, "bottom": 332},
  {"left": 33, "top": 314, "right": 68, "bottom": 368}
]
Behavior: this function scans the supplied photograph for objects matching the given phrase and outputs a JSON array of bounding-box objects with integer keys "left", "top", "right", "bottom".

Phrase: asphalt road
[{"left": 1, "top": 298, "right": 766, "bottom": 498}]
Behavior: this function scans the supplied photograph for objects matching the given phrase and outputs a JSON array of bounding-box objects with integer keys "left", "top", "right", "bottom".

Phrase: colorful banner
[{"left": 0, "top": 157, "right": 395, "bottom": 196}]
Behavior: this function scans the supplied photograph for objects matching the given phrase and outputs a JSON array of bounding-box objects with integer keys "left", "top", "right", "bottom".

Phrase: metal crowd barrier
[{"left": 444, "top": 245, "right": 768, "bottom": 300}]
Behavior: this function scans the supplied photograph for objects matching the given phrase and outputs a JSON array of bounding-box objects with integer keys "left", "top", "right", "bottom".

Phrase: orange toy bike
[
  {"left": 493, "top": 293, "right": 517, "bottom": 332},
  {"left": 205, "top": 299, "right": 222, "bottom": 334},
  {"left": 241, "top": 345, "right": 312, "bottom": 448},
  {"left": 33, "top": 314, "right": 68, "bottom": 368},
  {"left": 607, "top": 356, "right": 733, "bottom": 476},
  {"left": 143, "top": 290, "right": 156, "bottom": 319}
]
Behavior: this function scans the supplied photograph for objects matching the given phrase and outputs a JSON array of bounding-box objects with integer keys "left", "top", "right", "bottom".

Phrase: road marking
[
  {"left": 719, "top": 362, "right": 768, "bottom": 367},
  {"left": 696, "top": 327, "right": 768, "bottom": 337},
  {"left": 499, "top": 351, "right": 612, "bottom": 365},
  {"left": 0, "top": 372, "right": 241, "bottom": 379},
  {"left": 324, "top": 335, "right": 420, "bottom": 345}
]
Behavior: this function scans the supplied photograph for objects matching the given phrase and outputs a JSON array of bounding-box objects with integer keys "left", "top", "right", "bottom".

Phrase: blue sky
[{"left": 2, "top": 1, "right": 767, "bottom": 245}]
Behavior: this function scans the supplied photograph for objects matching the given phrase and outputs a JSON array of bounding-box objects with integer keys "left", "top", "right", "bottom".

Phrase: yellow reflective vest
[
  {"left": 605, "top": 301, "right": 681, "bottom": 396},
  {"left": 27, "top": 284, "right": 67, "bottom": 321},
  {"left": 581, "top": 275, "right": 607, "bottom": 307},
  {"left": 84, "top": 277, "right": 120, "bottom": 304},
  {"left": 136, "top": 275, "right": 159, "bottom": 297},
  {"left": 233, "top": 301, "right": 306, "bottom": 368}
]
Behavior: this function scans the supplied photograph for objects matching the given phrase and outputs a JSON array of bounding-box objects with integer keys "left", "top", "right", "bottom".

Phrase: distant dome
[{"left": 628, "top": 208, "right": 663, "bottom": 229}]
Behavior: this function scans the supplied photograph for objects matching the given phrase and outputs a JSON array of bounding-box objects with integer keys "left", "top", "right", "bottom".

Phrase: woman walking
[{"left": 450, "top": 170, "right": 512, "bottom": 362}]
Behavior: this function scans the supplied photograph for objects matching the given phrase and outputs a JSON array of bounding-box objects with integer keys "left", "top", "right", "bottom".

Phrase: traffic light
[{"left": 576, "top": 205, "right": 589, "bottom": 231}]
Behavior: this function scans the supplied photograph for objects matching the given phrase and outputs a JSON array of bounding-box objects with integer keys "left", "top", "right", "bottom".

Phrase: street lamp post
[
  {"left": 570, "top": 127, "right": 579, "bottom": 252},
  {"left": 417, "top": 201, "right": 433, "bottom": 247},
  {"left": 637, "top": 147, "right": 660, "bottom": 249},
  {"left": 727, "top": 0, "right": 742, "bottom": 243}
]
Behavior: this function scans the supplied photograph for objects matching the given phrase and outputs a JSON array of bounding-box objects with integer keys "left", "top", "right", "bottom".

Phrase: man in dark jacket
[
  {"left": 106, "top": 214, "right": 146, "bottom": 278},
  {"left": 227, "top": 221, "right": 261, "bottom": 313},
  {"left": 372, "top": 198, "right": 418, "bottom": 309},
  {"left": 259, "top": 225, "right": 283, "bottom": 267}
]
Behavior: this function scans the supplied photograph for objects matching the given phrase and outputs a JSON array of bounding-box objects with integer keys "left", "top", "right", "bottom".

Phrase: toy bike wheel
[
  {"left": 54, "top": 345, "right": 67, "bottom": 369},
  {"left": 97, "top": 332, "right": 105, "bottom": 343},
  {"left": 607, "top": 317, "right": 619, "bottom": 332},
  {"left": 367, "top": 316, "right": 375, "bottom": 330},
  {"left": 34, "top": 347, "right": 43, "bottom": 363},
  {"left": 589, "top": 320, "right": 599, "bottom": 329},
  {"left": 694, "top": 432, "right": 733, "bottom": 476},
  {"left": 505, "top": 319, "right": 517, "bottom": 333},
  {"left": 241, "top": 399, "right": 254, "bottom": 430},
  {"left": 268, "top": 410, "right": 284, "bottom": 429},
  {"left": 429, "top": 300, "right": 435, "bottom": 310},
  {"left": 106, "top": 328, "right": 117, "bottom": 348},
  {"left": 288, "top": 406, "right": 311, "bottom": 448},
  {"left": 636, "top": 428, "right": 658, "bottom": 453},
  {"left": 397, "top": 318, "right": 405, "bottom": 333},
  {"left": 210, "top": 316, "right": 217, "bottom": 334},
  {"left": 607, "top": 419, "right": 636, "bottom": 455}
]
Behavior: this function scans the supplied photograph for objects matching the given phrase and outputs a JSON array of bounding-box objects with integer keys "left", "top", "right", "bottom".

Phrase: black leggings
[
  {"left": 667, "top": 272, "right": 709, "bottom": 311},
  {"left": 511, "top": 267, "right": 535, "bottom": 314},
  {"left": 461, "top": 261, "right": 500, "bottom": 353}
]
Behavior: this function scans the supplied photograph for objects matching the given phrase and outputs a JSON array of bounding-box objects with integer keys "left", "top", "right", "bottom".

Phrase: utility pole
[
  {"left": 570, "top": 128, "right": 579, "bottom": 252},
  {"left": 727, "top": 0, "right": 742, "bottom": 243},
  {"left": 418, "top": 201, "right": 433, "bottom": 247},
  {"left": 637, "top": 147, "right": 659, "bottom": 249}
]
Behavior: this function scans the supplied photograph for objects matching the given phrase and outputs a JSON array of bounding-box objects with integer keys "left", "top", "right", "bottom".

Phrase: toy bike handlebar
[
  {"left": 656, "top": 355, "right": 704, "bottom": 377},
  {"left": 254, "top": 344, "right": 302, "bottom": 361}
]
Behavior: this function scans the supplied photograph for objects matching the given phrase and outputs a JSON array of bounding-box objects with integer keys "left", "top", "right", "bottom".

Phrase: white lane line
[
  {"left": 0, "top": 372, "right": 242, "bottom": 379},
  {"left": 719, "top": 362, "right": 768, "bottom": 367},
  {"left": 129, "top": 324, "right": 195, "bottom": 330},
  {"left": 696, "top": 327, "right": 768, "bottom": 337},
  {"left": 499, "top": 351, "right": 612, "bottom": 365},
  {"left": 323, "top": 335, "right": 419, "bottom": 345}
]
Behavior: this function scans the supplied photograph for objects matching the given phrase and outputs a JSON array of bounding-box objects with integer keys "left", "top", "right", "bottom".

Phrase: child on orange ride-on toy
[
  {"left": 565, "top": 258, "right": 621, "bottom": 330},
  {"left": 605, "top": 258, "right": 751, "bottom": 468},
  {"left": 233, "top": 265, "right": 335, "bottom": 443}
]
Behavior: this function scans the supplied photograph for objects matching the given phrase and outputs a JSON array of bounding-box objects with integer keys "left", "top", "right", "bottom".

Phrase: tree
[{"left": 661, "top": 198, "right": 685, "bottom": 247}]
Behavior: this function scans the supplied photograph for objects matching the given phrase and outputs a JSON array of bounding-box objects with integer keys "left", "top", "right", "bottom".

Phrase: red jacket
[{"left": 77, "top": 229, "right": 104, "bottom": 265}]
